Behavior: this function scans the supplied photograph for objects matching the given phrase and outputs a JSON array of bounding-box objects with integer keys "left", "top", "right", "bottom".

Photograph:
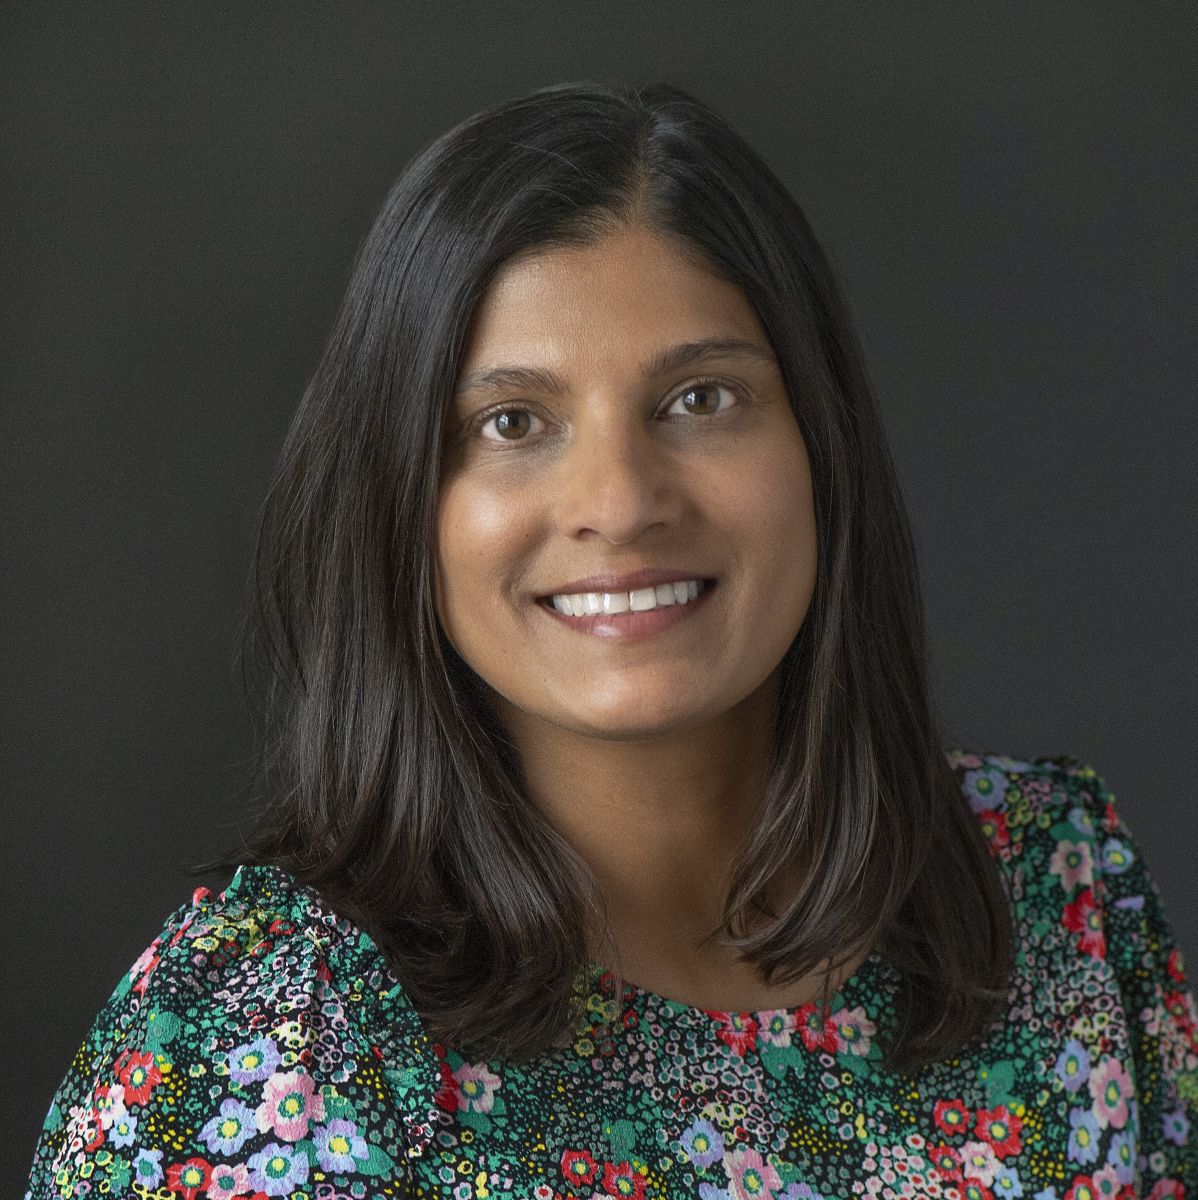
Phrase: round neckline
[{"left": 581, "top": 947, "right": 886, "bottom": 1027}]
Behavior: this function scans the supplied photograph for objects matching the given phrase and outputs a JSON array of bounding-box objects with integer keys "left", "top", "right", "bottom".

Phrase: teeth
[{"left": 550, "top": 579, "right": 705, "bottom": 615}]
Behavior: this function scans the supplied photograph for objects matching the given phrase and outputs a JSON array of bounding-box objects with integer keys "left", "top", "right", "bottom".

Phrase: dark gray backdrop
[{"left": 4, "top": 3, "right": 1195, "bottom": 1186}]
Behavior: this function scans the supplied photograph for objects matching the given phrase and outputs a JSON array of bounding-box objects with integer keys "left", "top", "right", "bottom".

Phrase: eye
[
  {"left": 474, "top": 406, "right": 547, "bottom": 443},
  {"left": 662, "top": 377, "right": 741, "bottom": 418}
]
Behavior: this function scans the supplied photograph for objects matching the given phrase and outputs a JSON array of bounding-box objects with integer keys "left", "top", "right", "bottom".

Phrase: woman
[{"left": 25, "top": 80, "right": 1197, "bottom": 1199}]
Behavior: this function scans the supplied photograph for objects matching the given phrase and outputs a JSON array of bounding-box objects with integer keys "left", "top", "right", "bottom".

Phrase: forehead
[{"left": 459, "top": 226, "right": 766, "bottom": 366}]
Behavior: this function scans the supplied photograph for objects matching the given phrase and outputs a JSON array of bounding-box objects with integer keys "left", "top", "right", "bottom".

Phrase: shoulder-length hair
[{"left": 218, "top": 79, "right": 1014, "bottom": 1075}]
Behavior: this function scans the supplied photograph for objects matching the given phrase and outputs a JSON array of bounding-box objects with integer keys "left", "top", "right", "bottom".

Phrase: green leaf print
[
  {"left": 759, "top": 1041, "right": 807, "bottom": 1080},
  {"left": 293, "top": 1138, "right": 319, "bottom": 1166},
  {"left": 358, "top": 1141, "right": 399, "bottom": 1176},
  {"left": 979, "top": 1059, "right": 1017, "bottom": 1105},
  {"left": 1051, "top": 819, "right": 1088, "bottom": 843},
  {"left": 607, "top": 1117, "right": 637, "bottom": 1160},
  {"left": 839, "top": 1050, "right": 875, "bottom": 1079},
  {"left": 459, "top": 1109, "right": 494, "bottom": 1135},
  {"left": 384, "top": 1063, "right": 428, "bottom": 1096},
  {"left": 142, "top": 1008, "right": 182, "bottom": 1052},
  {"left": 108, "top": 1156, "right": 132, "bottom": 1191},
  {"left": 323, "top": 1086, "right": 361, "bottom": 1122}
]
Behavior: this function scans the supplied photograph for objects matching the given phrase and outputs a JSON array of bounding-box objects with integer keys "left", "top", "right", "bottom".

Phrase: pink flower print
[
  {"left": 1049, "top": 839, "right": 1094, "bottom": 891},
  {"left": 724, "top": 1144, "right": 783, "bottom": 1199},
  {"left": 206, "top": 1161, "right": 251, "bottom": 1200},
  {"left": 957, "top": 1139, "right": 1000, "bottom": 1185},
  {"left": 129, "top": 943, "right": 161, "bottom": 995},
  {"left": 833, "top": 1005, "right": 876, "bottom": 1056},
  {"left": 93, "top": 1082, "right": 127, "bottom": 1130},
  {"left": 757, "top": 1009, "right": 794, "bottom": 1049},
  {"left": 453, "top": 1061, "right": 501, "bottom": 1113},
  {"left": 1090, "top": 1162, "right": 1123, "bottom": 1196},
  {"left": 1088, "top": 1054, "right": 1133, "bottom": 1129},
  {"left": 255, "top": 1068, "right": 326, "bottom": 1141}
]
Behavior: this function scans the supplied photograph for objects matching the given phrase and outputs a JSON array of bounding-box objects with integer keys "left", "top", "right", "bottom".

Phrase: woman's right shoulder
[{"left": 24, "top": 863, "right": 443, "bottom": 1199}]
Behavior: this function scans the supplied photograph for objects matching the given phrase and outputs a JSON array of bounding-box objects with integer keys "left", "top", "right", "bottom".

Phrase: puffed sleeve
[
  {"left": 24, "top": 868, "right": 441, "bottom": 1199},
  {"left": 1073, "top": 761, "right": 1198, "bottom": 1191}
]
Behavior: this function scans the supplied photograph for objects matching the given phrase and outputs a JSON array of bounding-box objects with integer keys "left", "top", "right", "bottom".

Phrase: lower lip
[{"left": 535, "top": 581, "right": 717, "bottom": 640}]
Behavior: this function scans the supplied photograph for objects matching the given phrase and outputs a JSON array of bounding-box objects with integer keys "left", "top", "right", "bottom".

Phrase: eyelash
[{"left": 465, "top": 376, "right": 744, "bottom": 445}]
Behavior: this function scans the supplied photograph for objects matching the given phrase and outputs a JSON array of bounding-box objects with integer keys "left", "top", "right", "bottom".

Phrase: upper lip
[{"left": 537, "top": 568, "right": 715, "bottom": 598}]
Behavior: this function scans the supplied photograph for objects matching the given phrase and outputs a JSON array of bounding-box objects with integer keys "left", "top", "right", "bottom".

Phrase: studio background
[{"left": 3, "top": 4, "right": 1195, "bottom": 1186}]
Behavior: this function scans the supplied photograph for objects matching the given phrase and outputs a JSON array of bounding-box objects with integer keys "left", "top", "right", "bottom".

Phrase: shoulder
[
  {"left": 25, "top": 864, "right": 442, "bottom": 1199},
  {"left": 945, "top": 746, "right": 1128, "bottom": 890},
  {"left": 945, "top": 747, "right": 1123, "bottom": 872},
  {"left": 945, "top": 747, "right": 1181, "bottom": 975}
]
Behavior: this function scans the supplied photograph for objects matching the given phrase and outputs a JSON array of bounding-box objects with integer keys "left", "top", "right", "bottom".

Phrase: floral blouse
[{"left": 24, "top": 752, "right": 1198, "bottom": 1199}]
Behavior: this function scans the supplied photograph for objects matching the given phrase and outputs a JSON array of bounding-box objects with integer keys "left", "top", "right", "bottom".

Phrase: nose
[{"left": 553, "top": 407, "right": 682, "bottom": 544}]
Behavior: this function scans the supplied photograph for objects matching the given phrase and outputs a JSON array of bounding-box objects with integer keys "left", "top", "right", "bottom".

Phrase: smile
[{"left": 536, "top": 579, "right": 717, "bottom": 640}]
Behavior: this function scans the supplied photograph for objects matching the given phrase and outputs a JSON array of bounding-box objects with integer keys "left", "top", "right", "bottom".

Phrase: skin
[{"left": 435, "top": 222, "right": 868, "bottom": 1011}]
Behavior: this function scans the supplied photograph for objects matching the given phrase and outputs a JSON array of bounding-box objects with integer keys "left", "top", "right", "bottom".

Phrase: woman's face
[{"left": 435, "top": 223, "right": 817, "bottom": 742}]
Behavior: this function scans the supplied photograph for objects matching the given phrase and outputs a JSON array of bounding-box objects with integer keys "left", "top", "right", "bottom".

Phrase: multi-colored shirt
[{"left": 24, "top": 752, "right": 1198, "bottom": 1199}]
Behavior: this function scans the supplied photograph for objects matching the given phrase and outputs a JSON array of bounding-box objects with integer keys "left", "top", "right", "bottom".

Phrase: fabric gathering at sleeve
[
  {"left": 1066, "top": 761, "right": 1198, "bottom": 1192},
  {"left": 23, "top": 876, "right": 425, "bottom": 1199}
]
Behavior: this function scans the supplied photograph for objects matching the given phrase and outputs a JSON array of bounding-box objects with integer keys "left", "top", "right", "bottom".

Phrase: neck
[{"left": 496, "top": 674, "right": 782, "bottom": 971}]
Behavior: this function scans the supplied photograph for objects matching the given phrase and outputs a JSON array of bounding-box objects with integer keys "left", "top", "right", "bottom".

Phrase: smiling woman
[{"left": 25, "top": 81, "right": 1198, "bottom": 1198}]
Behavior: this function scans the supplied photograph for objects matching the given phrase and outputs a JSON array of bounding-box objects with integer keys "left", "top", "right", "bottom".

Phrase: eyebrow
[{"left": 452, "top": 337, "right": 777, "bottom": 398}]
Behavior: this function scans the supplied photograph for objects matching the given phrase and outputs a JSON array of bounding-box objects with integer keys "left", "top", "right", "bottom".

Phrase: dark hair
[{"left": 214, "top": 79, "right": 1014, "bottom": 1075}]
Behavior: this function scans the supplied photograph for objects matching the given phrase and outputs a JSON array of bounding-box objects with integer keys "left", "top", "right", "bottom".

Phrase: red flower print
[
  {"left": 561, "top": 1149, "right": 599, "bottom": 1187},
  {"left": 975, "top": 1104, "right": 1023, "bottom": 1158},
  {"left": 926, "top": 1143, "right": 963, "bottom": 1182},
  {"left": 1063, "top": 1176, "right": 1096, "bottom": 1200},
  {"left": 601, "top": 1160, "right": 645, "bottom": 1199},
  {"left": 933, "top": 1098, "right": 972, "bottom": 1139},
  {"left": 961, "top": 1183, "right": 995, "bottom": 1200},
  {"left": 1062, "top": 888, "right": 1107, "bottom": 959},
  {"left": 116, "top": 1049, "right": 162, "bottom": 1105},
  {"left": 796, "top": 1003, "right": 838, "bottom": 1053},
  {"left": 1165, "top": 989, "right": 1198, "bottom": 1038},
  {"left": 978, "top": 809, "right": 1009, "bottom": 849},
  {"left": 433, "top": 1058, "right": 462, "bottom": 1112},
  {"left": 1145, "top": 1180, "right": 1185, "bottom": 1198},
  {"left": 712, "top": 1011, "right": 758, "bottom": 1057},
  {"left": 1167, "top": 946, "right": 1187, "bottom": 984},
  {"left": 131, "top": 953, "right": 161, "bottom": 996},
  {"left": 165, "top": 1157, "right": 212, "bottom": 1200},
  {"left": 82, "top": 1114, "right": 105, "bottom": 1152}
]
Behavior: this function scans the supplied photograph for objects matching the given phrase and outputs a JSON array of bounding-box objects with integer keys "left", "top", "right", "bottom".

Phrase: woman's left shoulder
[
  {"left": 946, "top": 750, "right": 1198, "bottom": 1186},
  {"left": 946, "top": 748, "right": 1136, "bottom": 878}
]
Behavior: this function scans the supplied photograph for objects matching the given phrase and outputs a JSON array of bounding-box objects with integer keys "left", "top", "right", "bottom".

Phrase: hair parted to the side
[{"left": 209, "top": 79, "right": 1015, "bottom": 1075}]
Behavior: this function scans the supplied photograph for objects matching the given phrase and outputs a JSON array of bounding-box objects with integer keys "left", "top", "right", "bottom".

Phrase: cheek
[
  {"left": 435, "top": 477, "right": 534, "bottom": 617},
  {"left": 731, "top": 442, "right": 817, "bottom": 566}
]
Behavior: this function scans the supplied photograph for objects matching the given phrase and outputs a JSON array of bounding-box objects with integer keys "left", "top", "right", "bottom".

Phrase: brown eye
[
  {"left": 478, "top": 407, "right": 543, "bottom": 442},
  {"left": 664, "top": 380, "right": 739, "bottom": 418}
]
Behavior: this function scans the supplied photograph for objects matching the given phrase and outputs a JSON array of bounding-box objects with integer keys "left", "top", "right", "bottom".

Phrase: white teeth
[
  {"left": 549, "top": 579, "right": 707, "bottom": 615},
  {"left": 629, "top": 587, "right": 656, "bottom": 612}
]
